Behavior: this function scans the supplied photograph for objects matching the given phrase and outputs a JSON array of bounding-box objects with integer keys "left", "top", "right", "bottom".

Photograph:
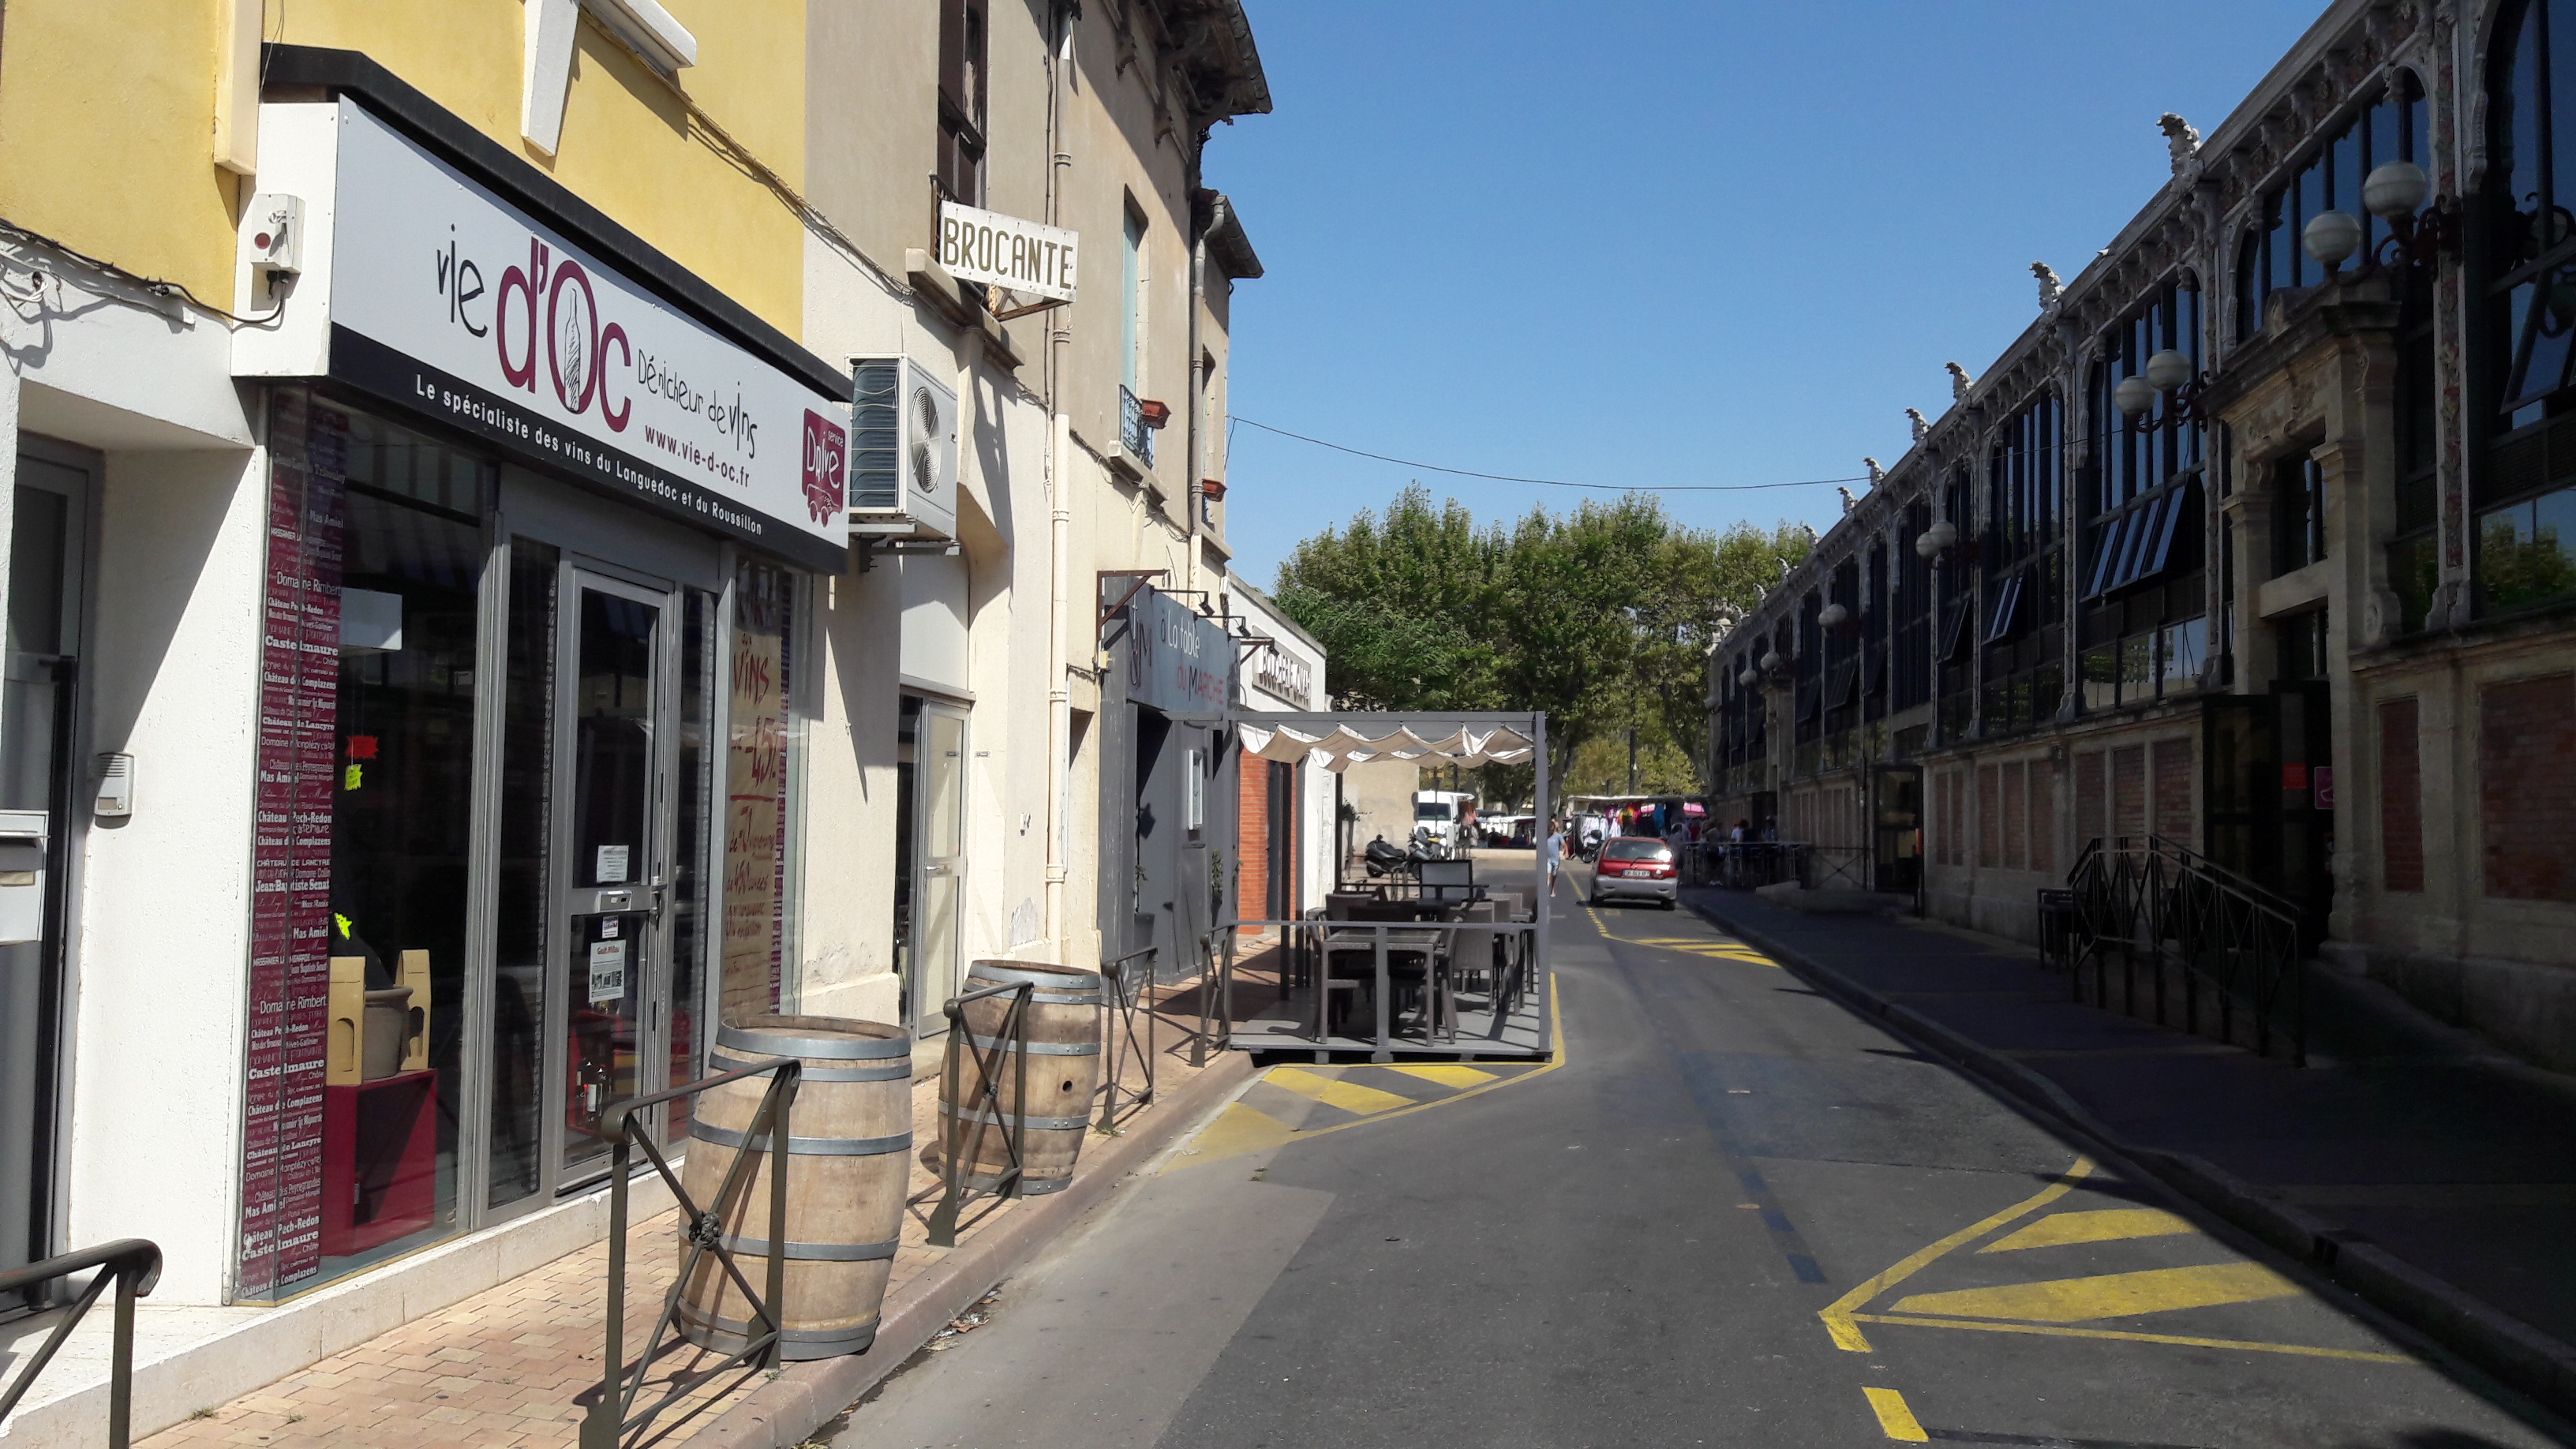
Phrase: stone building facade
[{"left": 1709, "top": 0, "right": 2576, "bottom": 1070}]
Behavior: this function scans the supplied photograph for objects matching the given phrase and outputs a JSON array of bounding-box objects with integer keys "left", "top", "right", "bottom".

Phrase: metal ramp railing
[{"left": 2054, "top": 834, "right": 2308, "bottom": 1065}]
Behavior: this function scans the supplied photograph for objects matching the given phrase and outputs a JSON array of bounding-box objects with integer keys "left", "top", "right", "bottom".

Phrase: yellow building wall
[
  {"left": 0, "top": 1, "right": 807, "bottom": 336},
  {"left": 273, "top": 0, "right": 808, "bottom": 335},
  {"left": 0, "top": 0, "right": 242, "bottom": 303}
]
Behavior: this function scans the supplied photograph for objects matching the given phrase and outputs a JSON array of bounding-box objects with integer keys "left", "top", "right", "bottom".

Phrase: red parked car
[{"left": 1588, "top": 837, "right": 1678, "bottom": 909}]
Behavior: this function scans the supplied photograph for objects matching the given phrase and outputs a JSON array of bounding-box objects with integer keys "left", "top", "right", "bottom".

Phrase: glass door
[
  {"left": 552, "top": 571, "right": 676, "bottom": 1182},
  {"left": 2, "top": 451, "right": 87, "bottom": 1310},
  {"left": 908, "top": 701, "right": 968, "bottom": 1037}
]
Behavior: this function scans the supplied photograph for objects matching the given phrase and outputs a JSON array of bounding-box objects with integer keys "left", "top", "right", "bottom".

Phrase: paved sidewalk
[
  {"left": 1679, "top": 884, "right": 2576, "bottom": 1417},
  {"left": 126, "top": 967, "right": 1257, "bottom": 1449}
]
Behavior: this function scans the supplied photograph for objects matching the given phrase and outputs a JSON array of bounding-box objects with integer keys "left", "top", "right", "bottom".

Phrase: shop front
[
  {"left": 229, "top": 95, "right": 848, "bottom": 1301},
  {"left": 1098, "top": 584, "right": 1235, "bottom": 984}
]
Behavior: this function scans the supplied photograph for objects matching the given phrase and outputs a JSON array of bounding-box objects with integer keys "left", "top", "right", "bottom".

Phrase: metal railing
[
  {"left": 1799, "top": 844, "right": 1873, "bottom": 891},
  {"left": 1096, "top": 945, "right": 1160, "bottom": 1133},
  {"left": 582, "top": 1058, "right": 800, "bottom": 1449},
  {"left": 2058, "top": 834, "right": 2308, "bottom": 1065},
  {"left": 1118, "top": 384, "right": 1156, "bottom": 466},
  {"left": 0, "top": 1238, "right": 160, "bottom": 1449},
  {"left": 1208, "top": 915, "right": 1546, "bottom": 1061},
  {"left": 1699, "top": 841, "right": 1807, "bottom": 889},
  {"left": 926, "top": 979, "right": 1035, "bottom": 1248}
]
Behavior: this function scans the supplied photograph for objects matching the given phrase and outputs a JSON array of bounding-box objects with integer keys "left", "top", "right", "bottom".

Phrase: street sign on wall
[{"left": 937, "top": 200, "right": 1080, "bottom": 303}]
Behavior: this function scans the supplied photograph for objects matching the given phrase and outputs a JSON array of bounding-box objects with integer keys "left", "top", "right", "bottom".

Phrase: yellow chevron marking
[
  {"left": 1163, "top": 1102, "right": 1294, "bottom": 1172},
  {"left": 1848, "top": 1312, "right": 2412, "bottom": 1363},
  {"left": 1863, "top": 1387, "right": 1929, "bottom": 1441},
  {"left": 1384, "top": 1064, "right": 1496, "bottom": 1089},
  {"left": 1892, "top": 1261, "right": 2301, "bottom": 1324},
  {"left": 1981, "top": 1208, "right": 2197, "bottom": 1253},
  {"left": 1263, "top": 1066, "right": 1413, "bottom": 1116},
  {"left": 1622, "top": 936, "right": 1780, "bottom": 967}
]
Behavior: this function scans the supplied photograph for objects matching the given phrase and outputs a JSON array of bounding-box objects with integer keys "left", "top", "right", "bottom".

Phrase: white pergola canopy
[{"left": 1234, "top": 719, "right": 1537, "bottom": 772}]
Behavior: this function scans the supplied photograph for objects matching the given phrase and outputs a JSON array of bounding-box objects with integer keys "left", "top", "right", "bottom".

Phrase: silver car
[{"left": 1588, "top": 837, "right": 1678, "bottom": 908}]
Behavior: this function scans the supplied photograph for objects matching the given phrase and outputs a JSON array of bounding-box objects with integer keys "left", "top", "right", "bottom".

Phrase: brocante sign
[
  {"left": 324, "top": 101, "right": 850, "bottom": 571},
  {"left": 936, "top": 200, "right": 1080, "bottom": 304}
]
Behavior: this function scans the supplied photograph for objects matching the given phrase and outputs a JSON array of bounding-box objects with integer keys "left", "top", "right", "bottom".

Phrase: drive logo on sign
[{"left": 801, "top": 410, "right": 848, "bottom": 522}]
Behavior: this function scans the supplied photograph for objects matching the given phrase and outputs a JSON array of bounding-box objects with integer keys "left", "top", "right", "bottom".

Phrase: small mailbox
[{"left": 0, "top": 809, "right": 47, "bottom": 946}]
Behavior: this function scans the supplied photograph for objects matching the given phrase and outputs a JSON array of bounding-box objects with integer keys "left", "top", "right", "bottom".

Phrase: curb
[
  {"left": 1682, "top": 891, "right": 2576, "bottom": 1425},
  {"left": 688, "top": 1046, "right": 1257, "bottom": 1448}
]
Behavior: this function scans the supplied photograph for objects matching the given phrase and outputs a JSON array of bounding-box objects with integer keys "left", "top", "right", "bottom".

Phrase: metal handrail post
[
  {"left": 1193, "top": 927, "right": 1214, "bottom": 1068},
  {"left": 582, "top": 1133, "right": 632, "bottom": 1449},
  {"left": 1372, "top": 923, "right": 1391, "bottom": 1064},
  {"left": 1008, "top": 986, "right": 1030, "bottom": 1200},
  {"left": 763, "top": 1065, "right": 789, "bottom": 1351},
  {"left": 930, "top": 997, "right": 969, "bottom": 1245}
]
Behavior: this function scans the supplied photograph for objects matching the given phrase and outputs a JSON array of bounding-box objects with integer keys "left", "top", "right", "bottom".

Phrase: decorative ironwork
[{"left": 1119, "top": 384, "right": 1156, "bottom": 468}]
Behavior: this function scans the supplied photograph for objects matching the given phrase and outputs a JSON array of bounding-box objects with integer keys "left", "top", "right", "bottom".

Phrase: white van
[{"left": 1410, "top": 790, "right": 1474, "bottom": 856}]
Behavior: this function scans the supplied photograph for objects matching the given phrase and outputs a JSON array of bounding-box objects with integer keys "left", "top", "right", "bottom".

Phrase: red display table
[{"left": 320, "top": 1069, "right": 440, "bottom": 1257}]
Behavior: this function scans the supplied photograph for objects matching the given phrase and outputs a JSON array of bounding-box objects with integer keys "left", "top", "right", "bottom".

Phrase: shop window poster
[
  {"left": 239, "top": 390, "right": 346, "bottom": 1297},
  {"left": 721, "top": 560, "right": 792, "bottom": 1023}
]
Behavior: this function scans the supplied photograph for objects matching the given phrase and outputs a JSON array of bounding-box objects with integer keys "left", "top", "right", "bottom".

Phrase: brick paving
[{"left": 134, "top": 969, "right": 1252, "bottom": 1449}]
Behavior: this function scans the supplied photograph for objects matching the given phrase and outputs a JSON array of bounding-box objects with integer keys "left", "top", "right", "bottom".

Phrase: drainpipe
[
  {"left": 1042, "top": 0, "right": 1076, "bottom": 953},
  {"left": 1185, "top": 199, "right": 1207, "bottom": 599}
]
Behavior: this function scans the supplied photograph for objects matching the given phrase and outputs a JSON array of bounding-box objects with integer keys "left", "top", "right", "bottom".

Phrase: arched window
[
  {"left": 2481, "top": 0, "right": 2576, "bottom": 617},
  {"left": 2237, "top": 72, "right": 2427, "bottom": 343}
]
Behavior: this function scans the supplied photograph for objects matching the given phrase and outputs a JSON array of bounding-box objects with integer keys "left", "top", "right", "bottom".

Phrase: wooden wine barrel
[
  {"left": 677, "top": 1016, "right": 911, "bottom": 1361},
  {"left": 930, "top": 960, "right": 1104, "bottom": 1196}
]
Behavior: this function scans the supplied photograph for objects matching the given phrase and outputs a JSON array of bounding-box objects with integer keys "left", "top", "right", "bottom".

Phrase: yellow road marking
[
  {"left": 1819, "top": 1156, "right": 2095, "bottom": 1352},
  {"left": 1263, "top": 1066, "right": 1413, "bottom": 1116},
  {"left": 1849, "top": 1312, "right": 2413, "bottom": 1364},
  {"left": 1892, "top": 1261, "right": 2301, "bottom": 1323},
  {"left": 1981, "top": 1208, "right": 2196, "bottom": 1252},
  {"left": 1171, "top": 977, "right": 1571, "bottom": 1170},
  {"left": 1863, "top": 1387, "right": 1929, "bottom": 1441},
  {"left": 1163, "top": 1102, "right": 1294, "bottom": 1172},
  {"left": 1385, "top": 1064, "right": 1496, "bottom": 1088}
]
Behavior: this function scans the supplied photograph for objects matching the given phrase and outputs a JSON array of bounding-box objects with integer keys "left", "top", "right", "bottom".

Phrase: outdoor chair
[{"left": 1325, "top": 900, "right": 1433, "bottom": 1038}]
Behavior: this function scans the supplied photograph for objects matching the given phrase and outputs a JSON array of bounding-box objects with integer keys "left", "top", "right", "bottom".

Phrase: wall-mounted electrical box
[
  {"left": 0, "top": 810, "right": 47, "bottom": 945},
  {"left": 242, "top": 193, "right": 305, "bottom": 280}
]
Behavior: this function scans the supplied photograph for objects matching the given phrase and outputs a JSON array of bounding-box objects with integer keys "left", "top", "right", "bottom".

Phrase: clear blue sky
[{"left": 1207, "top": 1, "right": 2327, "bottom": 588}]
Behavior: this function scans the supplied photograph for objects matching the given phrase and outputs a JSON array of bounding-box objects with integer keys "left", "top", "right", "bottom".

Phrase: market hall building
[{"left": 1708, "top": 0, "right": 2576, "bottom": 1073}]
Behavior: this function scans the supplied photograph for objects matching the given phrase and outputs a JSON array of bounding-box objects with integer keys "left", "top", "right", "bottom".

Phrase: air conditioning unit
[{"left": 848, "top": 356, "right": 958, "bottom": 540}]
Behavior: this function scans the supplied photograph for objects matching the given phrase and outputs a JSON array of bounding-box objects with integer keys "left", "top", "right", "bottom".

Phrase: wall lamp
[
  {"left": 1915, "top": 518, "right": 1979, "bottom": 569},
  {"left": 2114, "top": 346, "right": 2207, "bottom": 425},
  {"left": 1818, "top": 601, "right": 1861, "bottom": 636},
  {"left": 2300, "top": 160, "right": 2458, "bottom": 279}
]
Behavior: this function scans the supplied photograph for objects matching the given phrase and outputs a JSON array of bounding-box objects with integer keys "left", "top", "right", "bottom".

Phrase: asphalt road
[{"left": 828, "top": 865, "right": 2570, "bottom": 1449}]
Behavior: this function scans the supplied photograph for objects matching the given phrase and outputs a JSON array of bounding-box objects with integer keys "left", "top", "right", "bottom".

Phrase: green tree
[
  {"left": 1276, "top": 486, "right": 1813, "bottom": 796},
  {"left": 1275, "top": 484, "right": 1501, "bottom": 710}
]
